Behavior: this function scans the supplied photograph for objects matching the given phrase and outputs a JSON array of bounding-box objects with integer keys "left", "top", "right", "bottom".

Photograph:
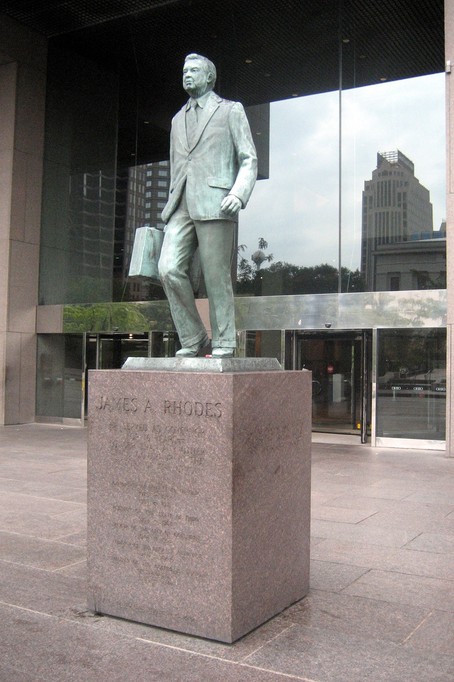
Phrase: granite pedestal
[{"left": 87, "top": 359, "right": 311, "bottom": 643}]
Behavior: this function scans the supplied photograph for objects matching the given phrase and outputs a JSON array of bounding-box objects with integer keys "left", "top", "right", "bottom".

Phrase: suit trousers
[{"left": 158, "top": 191, "right": 236, "bottom": 349}]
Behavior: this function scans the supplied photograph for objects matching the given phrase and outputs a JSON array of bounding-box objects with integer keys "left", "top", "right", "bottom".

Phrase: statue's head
[{"left": 183, "top": 53, "right": 217, "bottom": 98}]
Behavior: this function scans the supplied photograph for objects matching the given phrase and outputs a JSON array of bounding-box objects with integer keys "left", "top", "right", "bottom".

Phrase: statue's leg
[
  {"left": 158, "top": 208, "right": 208, "bottom": 349},
  {"left": 195, "top": 220, "right": 236, "bottom": 349}
]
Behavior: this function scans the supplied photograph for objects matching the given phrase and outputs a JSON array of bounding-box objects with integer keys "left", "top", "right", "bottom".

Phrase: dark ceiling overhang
[
  {"left": 1, "top": 0, "right": 444, "bottom": 98},
  {"left": 1, "top": 0, "right": 445, "bottom": 164}
]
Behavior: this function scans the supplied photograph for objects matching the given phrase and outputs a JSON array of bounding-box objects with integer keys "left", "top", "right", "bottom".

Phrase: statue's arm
[{"left": 227, "top": 102, "right": 258, "bottom": 209}]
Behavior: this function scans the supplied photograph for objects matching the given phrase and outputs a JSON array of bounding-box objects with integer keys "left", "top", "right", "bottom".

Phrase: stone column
[{"left": 0, "top": 17, "right": 47, "bottom": 424}]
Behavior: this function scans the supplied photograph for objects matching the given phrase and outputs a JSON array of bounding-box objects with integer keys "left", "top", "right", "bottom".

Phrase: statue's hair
[{"left": 184, "top": 53, "right": 217, "bottom": 87}]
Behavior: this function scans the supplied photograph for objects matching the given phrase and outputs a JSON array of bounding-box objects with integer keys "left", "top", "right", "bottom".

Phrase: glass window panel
[
  {"left": 37, "top": 335, "right": 83, "bottom": 419},
  {"left": 237, "top": 93, "right": 339, "bottom": 296},
  {"left": 376, "top": 329, "right": 446, "bottom": 440},
  {"left": 241, "top": 331, "right": 282, "bottom": 363},
  {"left": 98, "top": 335, "right": 149, "bottom": 369},
  {"left": 342, "top": 74, "right": 446, "bottom": 293}
]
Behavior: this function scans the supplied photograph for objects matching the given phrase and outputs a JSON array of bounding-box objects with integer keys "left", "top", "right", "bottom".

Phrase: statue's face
[{"left": 182, "top": 59, "right": 212, "bottom": 98}]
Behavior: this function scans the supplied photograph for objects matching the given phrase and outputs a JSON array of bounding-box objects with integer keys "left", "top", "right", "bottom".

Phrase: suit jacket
[{"left": 161, "top": 91, "right": 258, "bottom": 223}]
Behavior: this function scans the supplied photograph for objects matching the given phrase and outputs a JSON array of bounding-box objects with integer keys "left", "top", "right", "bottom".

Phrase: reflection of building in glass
[
  {"left": 69, "top": 170, "right": 116, "bottom": 302},
  {"left": 114, "top": 161, "right": 170, "bottom": 300},
  {"left": 361, "top": 151, "right": 445, "bottom": 290},
  {"left": 372, "top": 238, "right": 446, "bottom": 291}
]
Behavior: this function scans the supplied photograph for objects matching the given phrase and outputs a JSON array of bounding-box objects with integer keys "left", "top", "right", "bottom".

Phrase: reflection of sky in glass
[{"left": 240, "top": 73, "right": 445, "bottom": 272}]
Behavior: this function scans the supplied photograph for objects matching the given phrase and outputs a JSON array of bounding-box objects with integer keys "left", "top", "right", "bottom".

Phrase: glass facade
[
  {"left": 39, "top": 46, "right": 118, "bottom": 305},
  {"left": 34, "top": 6, "right": 447, "bottom": 445},
  {"left": 38, "top": 51, "right": 446, "bottom": 307}
]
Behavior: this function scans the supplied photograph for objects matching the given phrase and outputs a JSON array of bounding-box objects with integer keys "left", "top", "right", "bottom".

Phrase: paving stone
[
  {"left": 0, "top": 531, "right": 85, "bottom": 570},
  {"left": 244, "top": 621, "right": 454, "bottom": 682},
  {"left": 0, "top": 603, "right": 305, "bottom": 682},
  {"left": 342, "top": 568, "right": 454, "bottom": 612},
  {"left": 283, "top": 590, "right": 431, "bottom": 644},
  {"left": 311, "top": 538, "right": 454, "bottom": 580},
  {"left": 311, "top": 504, "right": 377, "bottom": 523},
  {"left": 54, "top": 560, "right": 87, "bottom": 580},
  {"left": 0, "top": 664, "right": 38, "bottom": 681},
  {"left": 405, "top": 532, "right": 454, "bottom": 553},
  {"left": 0, "top": 560, "right": 86, "bottom": 618},
  {"left": 357, "top": 483, "right": 422, "bottom": 500},
  {"left": 311, "top": 518, "right": 420, "bottom": 548},
  {"left": 310, "top": 560, "right": 369, "bottom": 591},
  {"left": 0, "top": 506, "right": 86, "bottom": 540},
  {"left": 81, "top": 609, "right": 295, "bottom": 663},
  {"left": 330, "top": 494, "right": 454, "bottom": 516},
  {"left": 357, "top": 507, "right": 452, "bottom": 532},
  {"left": 0, "top": 478, "right": 86, "bottom": 502},
  {"left": 403, "top": 610, "right": 454, "bottom": 655},
  {"left": 405, "top": 490, "right": 454, "bottom": 505},
  {"left": 53, "top": 529, "right": 86, "bottom": 546}
]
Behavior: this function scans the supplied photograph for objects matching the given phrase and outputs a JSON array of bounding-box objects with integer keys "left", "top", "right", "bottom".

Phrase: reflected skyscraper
[
  {"left": 114, "top": 161, "right": 170, "bottom": 300},
  {"left": 361, "top": 150, "right": 442, "bottom": 291}
]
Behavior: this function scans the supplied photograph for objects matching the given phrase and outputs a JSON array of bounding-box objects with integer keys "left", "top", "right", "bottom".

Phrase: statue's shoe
[
  {"left": 176, "top": 336, "right": 210, "bottom": 357},
  {"left": 211, "top": 347, "right": 235, "bottom": 358}
]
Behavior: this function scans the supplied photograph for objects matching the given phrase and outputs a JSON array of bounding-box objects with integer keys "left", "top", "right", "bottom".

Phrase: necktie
[{"left": 186, "top": 99, "right": 198, "bottom": 146}]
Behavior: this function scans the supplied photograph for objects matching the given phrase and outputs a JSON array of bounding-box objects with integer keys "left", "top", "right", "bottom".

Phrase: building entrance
[{"left": 294, "top": 331, "right": 371, "bottom": 442}]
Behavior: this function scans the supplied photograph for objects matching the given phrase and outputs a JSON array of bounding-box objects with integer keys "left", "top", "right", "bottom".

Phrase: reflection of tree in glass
[
  {"left": 63, "top": 303, "right": 152, "bottom": 332},
  {"left": 378, "top": 329, "right": 446, "bottom": 385},
  {"left": 236, "top": 256, "right": 365, "bottom": 296},
  {"left": 238, "top": 237, "right": 274, "bottom": 283},
  {"left": 251, "top": 238, "right": 274, "bottom": 270}
]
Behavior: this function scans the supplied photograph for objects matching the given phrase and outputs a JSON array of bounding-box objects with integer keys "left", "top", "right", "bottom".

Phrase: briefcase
[{"left": 128, "top": 226, "right": 164, "bottom": 285}]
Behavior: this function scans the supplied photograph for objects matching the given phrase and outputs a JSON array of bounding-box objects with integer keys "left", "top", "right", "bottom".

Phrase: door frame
[{"left": 288, "top": 329, "right": 371, "bottom": 442}]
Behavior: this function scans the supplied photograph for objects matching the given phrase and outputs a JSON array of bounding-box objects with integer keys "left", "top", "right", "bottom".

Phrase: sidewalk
[{"left": 0, "top": 424, "right": 453, "bottom": 681}]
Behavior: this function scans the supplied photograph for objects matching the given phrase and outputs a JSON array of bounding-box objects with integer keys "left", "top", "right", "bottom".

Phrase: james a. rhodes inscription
[
  {"left": 95, "top": 393, "right": 223, "bottom": 418},
  {"left": 87, "top": 367, "right": 311, "bottom": 643}
]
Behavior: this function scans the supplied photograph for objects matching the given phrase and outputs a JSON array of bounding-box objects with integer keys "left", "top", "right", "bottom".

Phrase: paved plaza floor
[{"left": 0, "top": 423, "right": 453, "bottom": 681}]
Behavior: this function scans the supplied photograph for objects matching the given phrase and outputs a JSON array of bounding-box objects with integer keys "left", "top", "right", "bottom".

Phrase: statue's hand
[{"left": 221, "top": 194, "right": 242, "bottom": 216}]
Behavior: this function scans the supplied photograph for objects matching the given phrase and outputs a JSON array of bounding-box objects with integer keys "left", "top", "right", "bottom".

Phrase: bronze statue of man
[{"left": 158, "top": 53, "right": 257, "bottom": 357}]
